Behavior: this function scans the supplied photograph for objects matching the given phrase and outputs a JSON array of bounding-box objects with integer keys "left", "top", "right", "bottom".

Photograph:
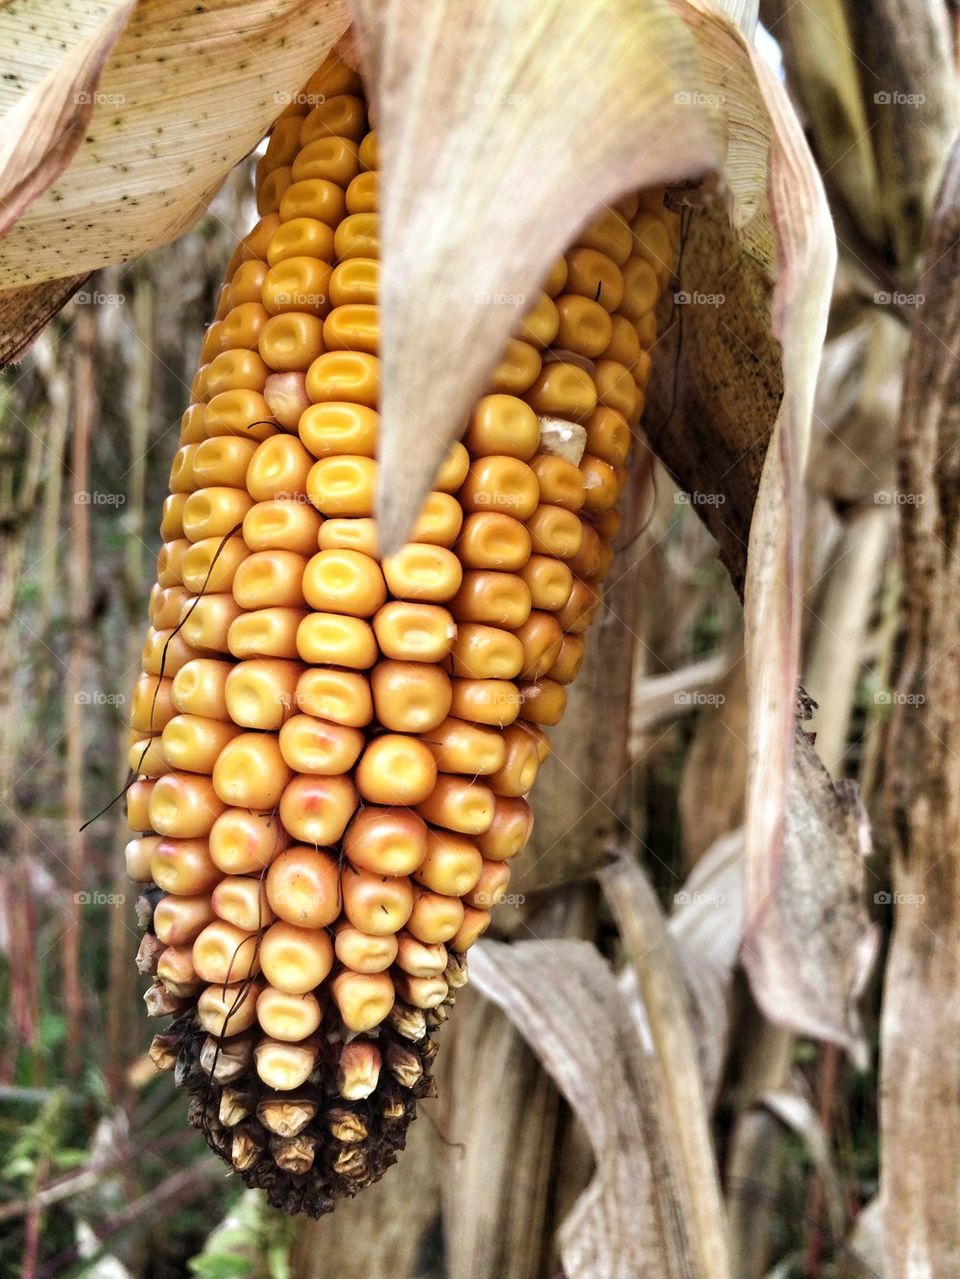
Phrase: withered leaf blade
[
  {"left": 742, "top": 730, "right": 877, "bottom": 1066},
  {"left": 647, "top": 6, "right": 860, "bottom": 1052},
  {"left": 0, "top": 0, "right": 134, "bottom": 239},
  {"left": 0, "top": 0, "right": 351, "bottom": 359},
  {"left": 600, "top": 853, "right": 732, "bottom": 1275},
  {"left": 879, "top": 137, "right": 960, "bottom": 1279},
  {"left": 472, "top": 936, "right": 732, "bottom": 1279},
  {"left": 351, "top": 0, "right": 721, "bottom": 552}
]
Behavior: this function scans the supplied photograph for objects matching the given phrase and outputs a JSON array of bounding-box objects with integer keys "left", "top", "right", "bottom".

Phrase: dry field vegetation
[{"left": 0, "top": 1, "right": 957, "bottom": 1276}]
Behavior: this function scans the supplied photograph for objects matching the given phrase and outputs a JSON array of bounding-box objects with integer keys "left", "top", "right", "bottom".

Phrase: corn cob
[{"left": 126, "top": 52, "right": 677, "bottom": 1216}]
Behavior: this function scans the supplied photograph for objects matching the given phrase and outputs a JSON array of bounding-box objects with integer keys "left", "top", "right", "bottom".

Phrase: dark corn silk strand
[{"left": 127, "top": 52, "right": 678, "bottom": 1216}]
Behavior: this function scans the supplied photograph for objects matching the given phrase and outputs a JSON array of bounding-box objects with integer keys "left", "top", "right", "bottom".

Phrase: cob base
[{"left": 162, "top": 1001, "right": 445, "bottom": 1215}]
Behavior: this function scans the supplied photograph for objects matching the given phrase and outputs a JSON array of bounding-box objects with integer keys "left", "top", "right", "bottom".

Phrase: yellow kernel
[
  {"left": 450, "top": 570, "right": 532, "bottom": 629},
  {"left": 334, "top": 211, "right": 379, "bottom": 261},
  {"left": 193, "top": 436, "right": 258, "bottom": 488},
  {"left": 302, "top": 547, "right": 386, "bottom": 615},
  {"left": 450, "top": 622, "right": 524, "bottom": 679},
  {"left": 228, "top": 606, "right": 306, "bottom": 660},
  {"left": 278, "top": 177, "right": 346, "bottom": 226},
  {"left": 266, "top": 848, "right": 341, "bottom": 930},
  {"left": 370, "top": 660, "right": 452, "bottom": 733},
  {"left": 296, "top": 610, "right": 378, "bottom": 668},
  {"left": 149, "top": 772, "right": 225, "bottom": 839},
  {"left": 242, "top": 499, "right": 322, "bottom": 555},
  {"left": 260, "top": 920, "right": 334, "bottom": 995},
  {"left": 464, "top": 394, "right": 540, "bottom": 460},
  {"left": 181, "top": 487, "right": 253, "bottom": 541},
  {"left": 267, "top": 217, "right": 335, "bottom": 268},
  {"left": 213, "top": 732, "right": 292, "bottom": 808},
  {"left": 291, "top": 135, "right": 361, "bottom": 185},
  {"left": 305, "top": 350, "right": 379, "bottom": 407},
  {"left": 564, "top": 247, "right": 624, "bottom": 312},
  {"left": 257, "top": 312, "right": 326, "bottom": 372},
  {"left": 576, "top": 207, "right": 632, "bottom": 265},
  {"left": 299, "top": 401, "right": 379, "bottom": 457},
  {"left": 279, "top": 774, "right": 359, "bottom": 845},
  {"left": 209, "top": 808, "right": 288, "bottom": 875},
  {"left": 344, "top": 807, "right": 428, "bottom": 876},
  {"left": 554, "top": 293, "right": 614, "bottom": 359},
  {"left": 295, "top": 667, "right": 372, "bottom": 727},
  {"left": 355, "top": 733, "right": 438, "bottom": 806},
  {"left": 220, "top": 302, "right": 268, "bottom": 351},
  {"left": 322, "top": 303, "right": 379, "bottom": 354},
  {"left": 341, "top": 866, "right": 414, "bottom": 937},
  {"left": 300, "top": 94, "right": 367, "bottom": 145},
  {"left": 329, "top": 256, "right": 379, "bottom": 306},
  {"left": 382, "top": 543, "right": 463, "bottom": 603}
]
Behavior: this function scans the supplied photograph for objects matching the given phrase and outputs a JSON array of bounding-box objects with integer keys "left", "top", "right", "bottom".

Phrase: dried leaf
[
  {"left": 0, "top": 0, "right": 351, "bottom": 354},
  {"left": 743, "top": 731, "right": 877, "bottom": 1064},
  {"left": 648, "top": 5, "right": 869, "bottom": 1053},
  {"left": 879, "top": 137, "right": 960, "bottom": 1278},
  {"left": 470, "top": 940, "right": 663, "bottom": 1278},
  {"left": 0, "top": 0, "right": 134, "bottom": 238},
  {"left": 759, "top": 1090, "right": 846, "bottom": 1242},
  {"left": 770, "top": 0, "right": 957, "bottom": 268},
  {"left": 439, "top": 980, "right": 568, "bottom": 1279},
  {"left": 350, "top": 0, "right": 721, "bottom": 552},
  {"left": 600, "top": 852, "right": 731, "bottom": 1278}
]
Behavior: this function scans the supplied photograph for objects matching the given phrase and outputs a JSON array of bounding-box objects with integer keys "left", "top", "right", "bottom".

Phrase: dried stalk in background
[{"left": 880, "top": 138, "right": 960, "bottom": 1278}]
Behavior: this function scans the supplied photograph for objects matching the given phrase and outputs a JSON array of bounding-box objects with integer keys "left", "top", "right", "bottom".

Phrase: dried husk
[
  {"left": 0, "top": 0, "right": 351, "bottom": 357},
  {"left": 348, "top": 0, "right": 721, "bottom": 552}
]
